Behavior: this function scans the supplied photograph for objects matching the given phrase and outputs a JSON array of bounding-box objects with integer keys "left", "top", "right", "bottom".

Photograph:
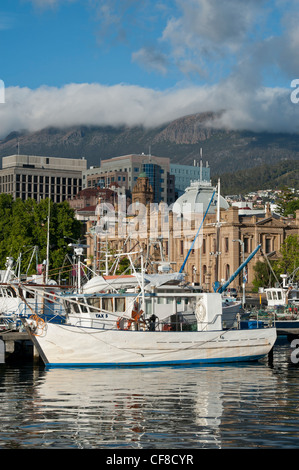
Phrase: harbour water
[{"left": 0, "top": 337, "right": 298, "bottom": 450}]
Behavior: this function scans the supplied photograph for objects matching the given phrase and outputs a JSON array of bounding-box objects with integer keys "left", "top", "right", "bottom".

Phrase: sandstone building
[{"left": 85, "top": 177, "right": 299, "bottom": 292}]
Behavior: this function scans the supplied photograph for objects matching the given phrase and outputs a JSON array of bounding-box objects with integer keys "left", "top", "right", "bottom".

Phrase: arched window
[
  {"left": 202, "top": 264, "right": 207, "bottom": 284},
  {"left": 192, "top": 265, "right": 197, "bottom": 283},
  {"left": 225, "top": 264, "right": 230, "bottom": 280}
]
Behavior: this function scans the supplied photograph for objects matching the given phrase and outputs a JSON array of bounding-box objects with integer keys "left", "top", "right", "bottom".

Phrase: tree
[
  {"left": 273, "top": 235, "right": 299, "bottom": 283},
  {"left": 0, "top": 195, "right": 82, "bottom": 279},
  {"left": 276, "top": 187, "right": 299, "bottom": 217},
  {"left": 252, "top": 260, "right": 272, "bottom": 291}
]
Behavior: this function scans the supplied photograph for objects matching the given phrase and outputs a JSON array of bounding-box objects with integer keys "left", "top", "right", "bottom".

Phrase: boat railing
[
  {"left": 243, "top": 304, "right": 299, "bottom": 328},
  {"left": 64, "top": 310, "right": 224, "bottom": 332},
  {"left": 18, "top": 302, "right": 66, "bottom": 324},
  {"left": 0, "top": 314, "right": 19, "bottom": 331}
]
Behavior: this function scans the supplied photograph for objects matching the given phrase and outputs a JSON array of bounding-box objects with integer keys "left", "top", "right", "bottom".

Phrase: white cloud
[
  {"left": 164, "top": 0, "right": 263, "bottom": 49},
  {"left": 132, "top": 47, "right": 169, "bottom": 75},
  {"left": 1, "top": 1, "right": 299, "bottom": 137},
  {"left": 26, "top": 0, "right": 76, "bottom": 9},
  {"left": 0, "top": 81, "right": 298, "bottom": 139},
  {"left": 161, "top": 0, "right": 266, "bottom": 68}
]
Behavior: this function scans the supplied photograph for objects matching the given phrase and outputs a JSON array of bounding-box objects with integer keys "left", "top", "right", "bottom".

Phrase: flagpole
[{"left": 46, "top": 198, "right": 50, "bottom": 284}]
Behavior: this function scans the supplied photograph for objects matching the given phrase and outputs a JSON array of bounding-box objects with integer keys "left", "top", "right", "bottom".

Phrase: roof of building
[{"left": 173, "top": 180, "right": 229, "bottom": 214}]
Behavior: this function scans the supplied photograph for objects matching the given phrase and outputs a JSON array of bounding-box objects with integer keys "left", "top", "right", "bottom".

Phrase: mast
[
  {"left": 45, "top": 198, "right": 50, "bottom": 284},
  {"left": 215, "top": 178, "right": 221, "bottom": 284},
  {"left": 179, "top": 188, "right": 216, "bottom": 274}
]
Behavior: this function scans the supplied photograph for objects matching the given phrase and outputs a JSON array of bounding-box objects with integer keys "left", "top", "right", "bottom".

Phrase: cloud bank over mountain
[
  {"left": 0, "top": 81, "right": 297, "bottom": 139},
  {"left": 1, "top": 0, "right": 299, "bottom": 138}
]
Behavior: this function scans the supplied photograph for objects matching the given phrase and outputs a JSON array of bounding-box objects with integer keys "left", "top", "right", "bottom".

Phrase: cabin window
[
  {"left": 115, "top": 297, "right": 125, "bottom": 312},
  {"left": 73, "top": 302, "right": 80, "bottom": 313},
  {"left": 87, "top": 297, "right": 100, "bottom": 310},
  {"left": 102, "top": 298, "right": 113, "bottom": 312},
  {"left": 145, "top": 302, "right": 152, "bottom": 315},
  {"left": 80, "top": 303, "right": 88, "bottom": 313},
  {"left": 273, "top": 291, "right": 277, "bottom": 300},
  {"left": 267, "top": 291, "right": 272, "bottom": 300}
]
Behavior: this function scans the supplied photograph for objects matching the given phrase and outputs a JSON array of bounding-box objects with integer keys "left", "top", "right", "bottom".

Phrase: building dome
[{"left": 173, "top": 180, "right": 229, "bottom": 215}]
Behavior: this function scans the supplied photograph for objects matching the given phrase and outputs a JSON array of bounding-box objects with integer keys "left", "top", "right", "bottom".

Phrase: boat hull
[
  {"left": 274, "top": 320, "right": 299, "bottom": 336},
  {"left": 28, "top": 322, "right": 277, "bottom": 368},
  {"left": 222, "top": 300, "right": 242, "bottom": 328}
]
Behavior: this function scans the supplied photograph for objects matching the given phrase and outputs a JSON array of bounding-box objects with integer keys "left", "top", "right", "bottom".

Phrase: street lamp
[{"left": 233, "top": 238, "right": 245, "bottom": 307}]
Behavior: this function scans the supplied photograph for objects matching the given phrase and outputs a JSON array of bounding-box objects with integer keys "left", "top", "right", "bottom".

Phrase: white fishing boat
[
  {"left": 265, "top": 274, "right": 299, "bottom": 308},
  {"left": 0, "top": 254, "right": 67, "bottom": 330},
  {"left": 0, "top": 203, "right": 68, "bottom": 330},
  {"left": 261, "top": 274, "right": 299, "bottom": 337},
  {"left": 20, "top": 254, "right": 276, "bottom": 368}
]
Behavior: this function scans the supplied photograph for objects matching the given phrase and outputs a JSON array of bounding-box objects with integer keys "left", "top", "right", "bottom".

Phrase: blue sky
[{"left": 0, "top": 0, "right": 299, "bottom": 137}]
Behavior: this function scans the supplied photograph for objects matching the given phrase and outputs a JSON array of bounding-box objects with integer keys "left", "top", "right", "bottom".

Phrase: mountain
[
  {"left": 216, "top": 159, "right": 299, "bottom": 195},
  {"left": 1, "top": 113, "right": 299, "bottom": 193}
]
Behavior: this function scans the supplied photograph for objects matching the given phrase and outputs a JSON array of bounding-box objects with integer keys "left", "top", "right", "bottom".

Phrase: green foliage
[
  {"left": 253, "top": 235, "right": 299, "bottom": 290},
  {"left": 214, "top": 159, "right": 299, "bottom": 195},
  {"left": 252, "top": 260, "right": 272, "bottom": 292},
  {"left": 275, "top": 187, "right": 299, "bottom": 217},
  {"left": 273, "top": 235, "right": 299, "bottom": 281},
  {"left": 0, "top": 195, "right": 82, "bottom": 278}
]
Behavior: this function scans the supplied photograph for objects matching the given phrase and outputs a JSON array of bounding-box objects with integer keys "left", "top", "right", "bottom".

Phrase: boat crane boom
[{"left": 214, "top": 244, "right": 261, "bottom": 294}]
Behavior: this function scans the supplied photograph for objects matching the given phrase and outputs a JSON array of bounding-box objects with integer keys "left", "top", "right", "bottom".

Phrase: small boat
[
  {"left": 0, "top": 256, "right": 67, "bottom": 330},
  {"left": 250, "top": 274, "right": 299, "bottom": 337}
]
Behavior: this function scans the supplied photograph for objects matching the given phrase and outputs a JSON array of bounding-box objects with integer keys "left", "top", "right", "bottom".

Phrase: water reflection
[{"left": 0, "top": 340, "right": 298, "bottom": 449}]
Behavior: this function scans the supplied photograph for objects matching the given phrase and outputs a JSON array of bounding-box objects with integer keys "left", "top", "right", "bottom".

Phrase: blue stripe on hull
[{"left": 45, "top": 354, "right": 266, "bottom": 369}]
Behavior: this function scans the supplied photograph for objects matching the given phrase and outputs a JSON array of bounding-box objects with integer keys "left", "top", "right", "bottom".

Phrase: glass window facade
[{"left": 143, "top": 163, "right": 162, "bottom": 203}]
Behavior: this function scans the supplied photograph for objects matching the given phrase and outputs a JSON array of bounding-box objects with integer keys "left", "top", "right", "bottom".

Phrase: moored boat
[{"left": 21, "top": 278, "right": 276, "bottom": 368}]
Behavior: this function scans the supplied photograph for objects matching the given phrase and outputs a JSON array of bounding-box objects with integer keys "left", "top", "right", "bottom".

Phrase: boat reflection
[{"left": 34, "top": 361, "right": 278, "bottom": 448}]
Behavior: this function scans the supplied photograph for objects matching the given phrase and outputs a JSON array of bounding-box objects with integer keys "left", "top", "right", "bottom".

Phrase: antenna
[{"left": 200, "top": 147, "right": 203, "bottom": 181}]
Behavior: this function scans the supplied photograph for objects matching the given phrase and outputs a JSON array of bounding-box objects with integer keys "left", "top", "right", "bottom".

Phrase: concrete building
[
  {"left": 0, "top": 155, "right": 86, "bottom": 202},
  {"left": 83, "top": 154, "right": 176, "bottom": 204},
  {"left": 170, "top": 160, "right": 210, "bottom": 196},
  {"left": 83, "top": 154, "right": 212, "bottom": 204}
]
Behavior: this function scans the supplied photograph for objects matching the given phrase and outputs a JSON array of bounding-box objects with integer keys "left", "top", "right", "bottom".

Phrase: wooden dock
[{"left": 0, "top": 330, "right": 40, "bottom": 364}]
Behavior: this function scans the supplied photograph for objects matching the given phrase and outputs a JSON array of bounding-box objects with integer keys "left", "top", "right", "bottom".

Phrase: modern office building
[
  {"left": 170, "top": 160, "right": 210, "bottom": 197},
  {"left": 0, "top": 155, "right": 86, "bottom": 202},
  {"left": 83, "top": 154, "right": 211, "bottom": 204},
  {"left": 83, "top": 154, "right": 175, "bottom": 204}
]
